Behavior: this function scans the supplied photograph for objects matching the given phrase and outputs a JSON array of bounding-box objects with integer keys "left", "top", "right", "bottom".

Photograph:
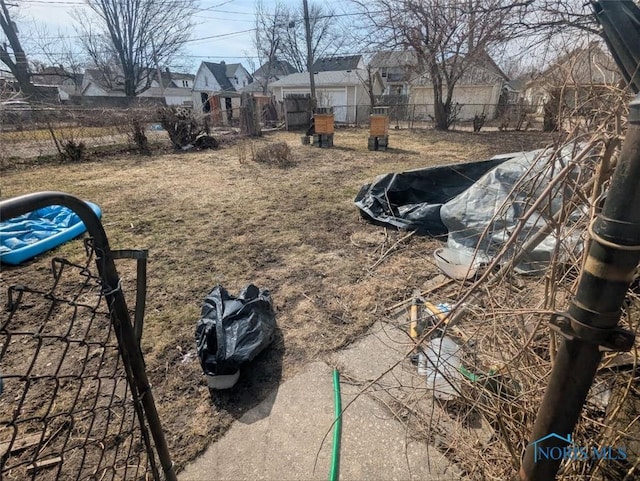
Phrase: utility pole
[{"left": 302, "top": 0, "right": 316, "bottom": 103}]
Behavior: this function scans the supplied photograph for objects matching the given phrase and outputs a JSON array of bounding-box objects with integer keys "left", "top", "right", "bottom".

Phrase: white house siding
[
  {"left": 192, "top": 64, "right": 223, "bottom": 111},
  {"left": 82, "top": 82, "right": 118, "bottom": 97},
  {"left": 193, "top": 64, "right": 222, "bottom": 91},
  {"left": 346, "top": 85, "right": 358, "bottom": 123},
  {"left": 277, "top": 87, "right": 351, "bottom": 122},
  {"left": 164, "top": 88, "right": 193, "bottom": 106},
  {"left": 227, "top": 66, "right": 252, "bottom": 90},
  {"left": 138, "top": 86, "right": 192, "bottom": 106},
  {"left": 410, "top": 85, "right": 499, "bottom": 120}
]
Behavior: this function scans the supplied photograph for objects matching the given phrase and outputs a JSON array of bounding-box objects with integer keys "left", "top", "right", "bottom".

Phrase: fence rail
[
  {"left": 0, "top": 192, "right": 175, "bottom": 481},
  {"left": 2, "top": 99, "right": 607, "bottom": 162}
]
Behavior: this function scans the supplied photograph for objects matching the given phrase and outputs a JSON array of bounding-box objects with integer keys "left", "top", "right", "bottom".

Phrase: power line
[{"left": 16, "top": 0, "right": 383, "bottom": 20}]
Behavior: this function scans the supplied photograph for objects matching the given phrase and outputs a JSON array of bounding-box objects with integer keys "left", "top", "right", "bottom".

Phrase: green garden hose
[{"left": 329, "top": 369, "right": 342, "bottom": 481}]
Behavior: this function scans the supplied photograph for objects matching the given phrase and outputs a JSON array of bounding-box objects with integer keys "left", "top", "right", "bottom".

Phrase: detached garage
[{"left": 270, "top": 70, "right": 384, "bottom": 124}]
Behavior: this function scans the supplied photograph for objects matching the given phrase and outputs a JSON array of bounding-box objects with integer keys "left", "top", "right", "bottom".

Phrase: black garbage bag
[{"left": 195, "top": 284, "right": 276, "bottom": 376}]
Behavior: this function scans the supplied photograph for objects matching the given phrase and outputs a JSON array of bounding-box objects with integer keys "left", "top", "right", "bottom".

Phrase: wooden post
[{"left": 240, "top": 92, "right": 261, "bottom": 137}]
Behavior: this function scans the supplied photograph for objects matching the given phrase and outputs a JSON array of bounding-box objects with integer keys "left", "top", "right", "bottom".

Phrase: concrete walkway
[{"left": 179, "top": 322, "right": 463, "bottom": 481}]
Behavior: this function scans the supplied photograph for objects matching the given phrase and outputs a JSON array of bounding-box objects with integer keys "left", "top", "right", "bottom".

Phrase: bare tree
[
  {"left": 32, "top": 24, "right": 87, "bottom": 93},
  {"left": 253, "top": 0, "right": 287, "bottom": 95},
  {"left": 276, "top": 2, "right": 346, "bottom": 73},
  {"left": 0, "top": 0, "right": 36, "bottom": 97},
  {"left": 354, "top": 0, "right": 534, "bottom": 130},
  {"left": 358, "top": 63, "right": 379, "bottom": 110},
  {"left": 75, "top": 0, "right": 195, "bottom": 97}
]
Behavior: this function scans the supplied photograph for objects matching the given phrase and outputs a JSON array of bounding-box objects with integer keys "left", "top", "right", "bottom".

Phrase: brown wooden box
[
  {"left": 370, "top": 115, "right": 389, "bottom": 137},
  {"left": 314, "top": 114, "right": 335, "bottom": 134}
]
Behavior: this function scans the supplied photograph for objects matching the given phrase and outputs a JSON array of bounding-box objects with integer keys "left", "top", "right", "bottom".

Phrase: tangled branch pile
[
  {"left": 372, "top": 86, "right": 639, "bottom": 480},
  {"left": 158, "top": 106, "right": 219, "bottom": 150}
]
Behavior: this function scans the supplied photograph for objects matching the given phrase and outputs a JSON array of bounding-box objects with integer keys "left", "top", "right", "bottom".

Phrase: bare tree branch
[
  {"left": 274, "top": 2, "right": 346, "bottom": 73},
  {"left": 253, "top": 0, "right": 287, "bottom": 95},
  {"left": 75, "top": 0, "right": 195, "bottom": 97}
]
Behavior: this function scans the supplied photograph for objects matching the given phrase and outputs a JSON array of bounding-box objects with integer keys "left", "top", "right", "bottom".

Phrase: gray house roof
[
  {"left": 310, "top": 55, "right": 363, "bottom": 73},
  {"left": 270, "top": 69, "right": 370, "bottom": 87},
  {"left": 253, "top": 59, "right": 298, "bottom": 79},
  {"left": 31, "top": 66, "right": 83, "bottom": 88},
  {"left": 202, "top": 62, "right": 236, "bottom": 91},
  {"left": 158, "top": 71, "right": 194, "bottom": 89}
]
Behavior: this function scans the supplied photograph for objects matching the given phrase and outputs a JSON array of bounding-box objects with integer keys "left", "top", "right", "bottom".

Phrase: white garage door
[{"left": 317, "top": 89, "right": 347, "bottom": 122}]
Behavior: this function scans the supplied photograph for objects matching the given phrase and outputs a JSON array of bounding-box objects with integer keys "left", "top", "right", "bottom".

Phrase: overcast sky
[{"left": 11, "top": 0, "right": 354, "bottom": 73}]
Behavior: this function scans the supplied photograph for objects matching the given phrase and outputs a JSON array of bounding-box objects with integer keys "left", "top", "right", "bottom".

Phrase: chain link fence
[
  {"left": 0, "top": 105, "right": 174, "bottom": 166},
  {"left": 0, "top": 100, "right": 544, "bottom": 165},
  {"left": 0, "top": 193, "right": 174, "bottom": 481}
]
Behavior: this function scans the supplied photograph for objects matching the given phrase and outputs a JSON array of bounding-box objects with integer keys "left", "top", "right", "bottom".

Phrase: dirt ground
[{"left": 1, "top": 127, "right": 554, "bottom": 471}]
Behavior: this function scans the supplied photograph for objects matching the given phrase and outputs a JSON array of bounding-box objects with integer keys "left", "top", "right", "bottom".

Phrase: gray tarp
[
  {"left": 356, "top": 145, "right": 589, "bottom": 271},
  {"left": 441, "top": 146, "right": 587, "bottom": 271}
]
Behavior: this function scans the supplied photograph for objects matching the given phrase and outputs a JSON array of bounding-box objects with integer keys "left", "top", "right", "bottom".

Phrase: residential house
[
  {"left": 522, "top": 42, "right": 620, "bottom": 115},
  {"left": 409, "top": 52, "right": 509, "bottom": 121},
  {"left": 269, "top": 69, "right": 384, "bottom": 123},
  {"left": 139, "top": 69, "right": 195, "bottom": 106},
  {"left": 81, "top": 68, "right": 126, "bottom": 97},
  {"left": 251, "top": 58, "right": 298, "bottom": 94},
  {"left": 192, "top": 61, "right": 253, "bottom": 125},
  {"left": 369, "top": 50, "right": 418, "bottom": 96},
  {"left": 269, "top": 55, "right": 379, "bottom": 123},
  {"left": 81, "top": 67, "right": 194, "bottom": 105},
  {"left": 31, "top": 66, "right": 83, "bottom": 101}
]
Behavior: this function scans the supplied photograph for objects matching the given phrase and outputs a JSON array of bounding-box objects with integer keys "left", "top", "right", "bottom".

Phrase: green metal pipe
[{"left": 329, "top": 369, "right": 342, "bottom": 481}]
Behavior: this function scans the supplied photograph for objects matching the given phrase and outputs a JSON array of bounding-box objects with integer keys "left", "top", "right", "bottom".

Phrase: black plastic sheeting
[
  {"left": 354, "top": 158, "right": 509, "bottom": 236},
  {"left": 195, "top": 284, "right": 276, "bottom": 376}
]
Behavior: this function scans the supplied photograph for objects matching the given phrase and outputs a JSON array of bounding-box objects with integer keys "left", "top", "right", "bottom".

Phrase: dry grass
[{"left": 0, "top": 128, "right": 554, "bottom": 470}]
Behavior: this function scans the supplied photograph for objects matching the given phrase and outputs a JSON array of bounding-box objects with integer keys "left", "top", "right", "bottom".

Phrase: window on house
[
  {"left": 182, "top": 80, "right": 189, "bottom": 88},
  {"left": 205, "top": 76, "right": 208, "bottom": 87}
]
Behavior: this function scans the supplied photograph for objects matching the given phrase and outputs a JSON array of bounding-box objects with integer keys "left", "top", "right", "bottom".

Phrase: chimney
[
  {"left": 165, "top": 67, "right": 170, "bottom": 73},
  {"left": 220, "top": 60, "right": 225, "bottom": 65}
]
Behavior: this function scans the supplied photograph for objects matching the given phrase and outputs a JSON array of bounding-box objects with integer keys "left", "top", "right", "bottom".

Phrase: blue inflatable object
[{"left": 0, "top": 201, "right": 102, "bottom": 265}]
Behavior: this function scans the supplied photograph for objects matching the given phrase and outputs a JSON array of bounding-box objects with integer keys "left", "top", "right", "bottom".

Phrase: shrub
[
  {"left": 473, "top": 112, "right": 487, "bottom": 132},
  {"left": 252, "top": 142, "right": 294, "bottom": 168},
  {"left": 130, "top": 118, "right": 151, "bottom": 154},
  {"left": 61, "top": 139, "right": 86, "bottom": 162}
]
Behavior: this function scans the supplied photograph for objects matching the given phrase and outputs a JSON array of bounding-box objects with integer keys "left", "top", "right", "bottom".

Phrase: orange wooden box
[
  {"left": 314, "top": 114, "right": 335, "bottom": 134},
  {"left": 370, "top": 115, "right": 389, "bottom": 137}
]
